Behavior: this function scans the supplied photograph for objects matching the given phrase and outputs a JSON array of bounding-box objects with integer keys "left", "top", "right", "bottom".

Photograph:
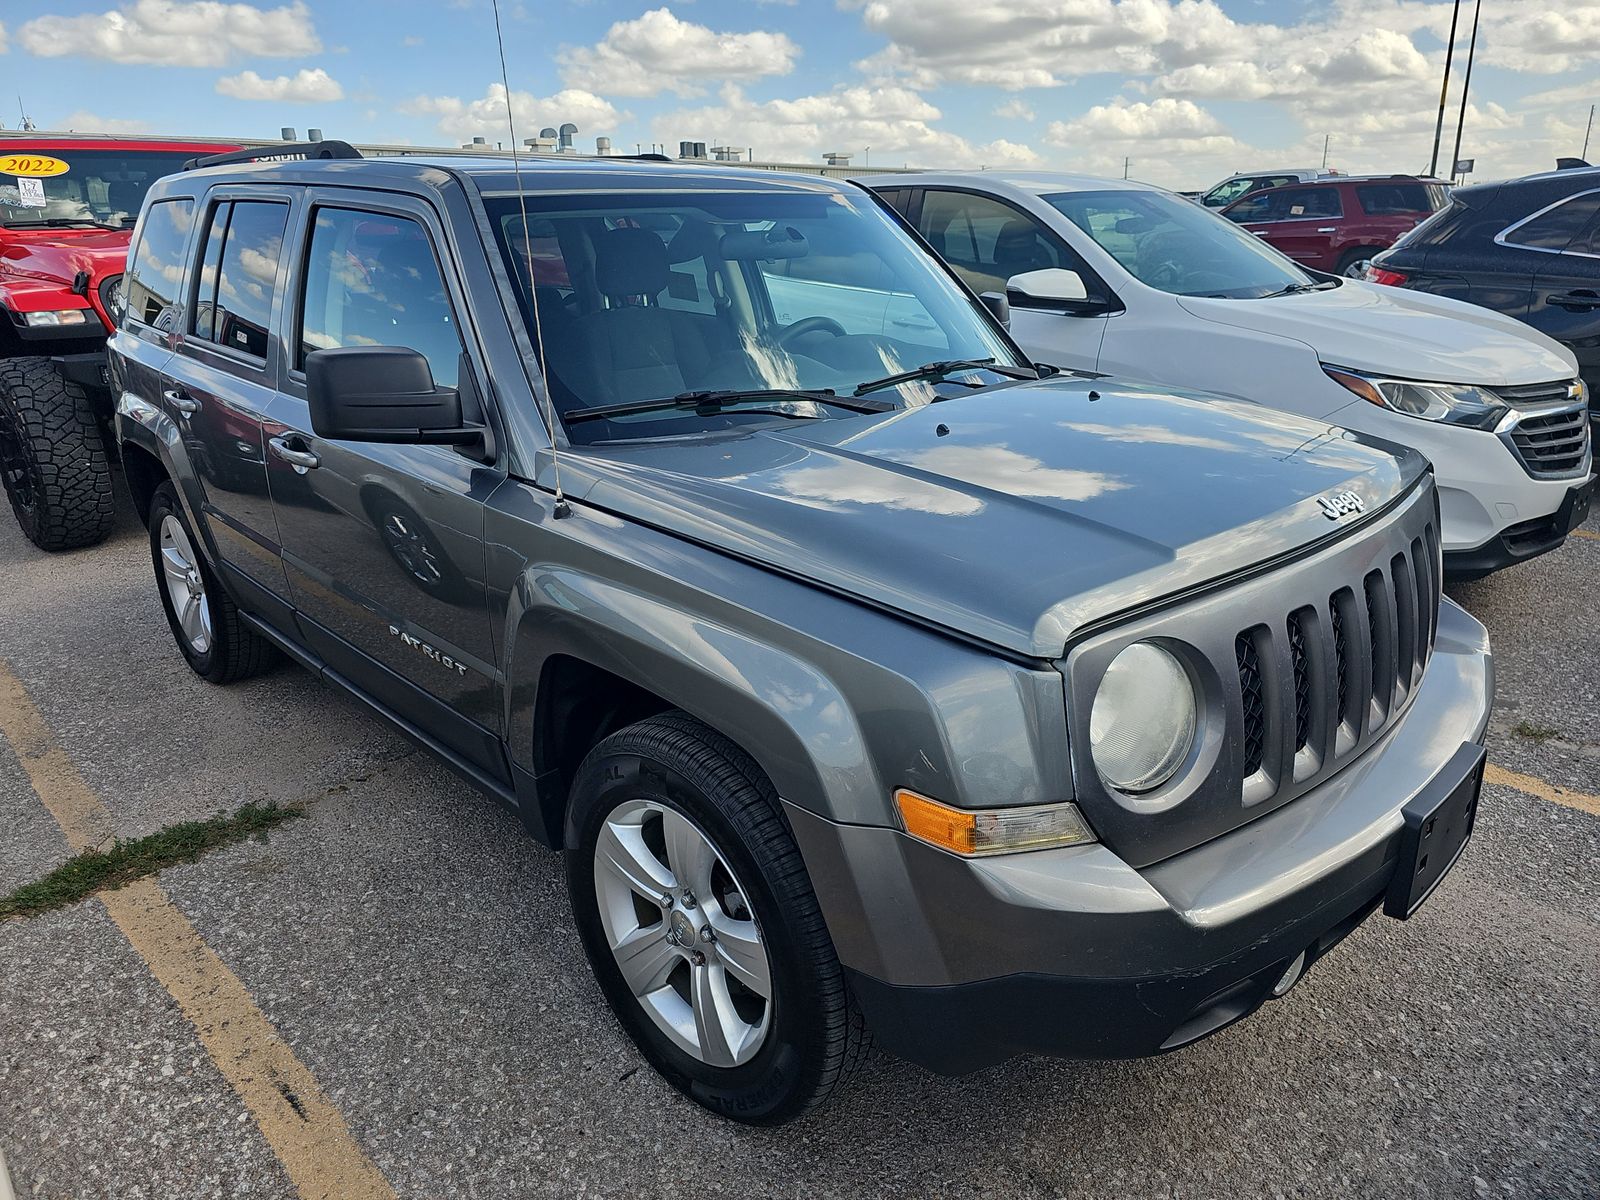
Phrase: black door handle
[{"left": 1548, "top": 291, "right": 1600, "bottom": 311}]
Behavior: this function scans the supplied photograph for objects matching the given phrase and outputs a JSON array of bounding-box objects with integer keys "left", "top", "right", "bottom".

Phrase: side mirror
[
  {"left": 979, "top": 290, "right": 1011, "bottom": 329},
  {"left": 1007, "top": 268, "right": 1114, "bottom": 318},
  {"left": 306, "top": 346, "right": 479, "bottom": 445}
]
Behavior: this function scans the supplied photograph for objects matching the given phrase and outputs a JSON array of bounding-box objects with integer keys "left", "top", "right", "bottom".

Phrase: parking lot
[{"left": 0, "top": 490, "right": 1596, "bottom": 1200}]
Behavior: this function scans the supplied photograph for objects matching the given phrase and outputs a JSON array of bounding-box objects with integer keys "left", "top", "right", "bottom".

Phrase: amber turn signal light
[{"left": 894, "top": 789, "right": 1095, "bottom": 857}]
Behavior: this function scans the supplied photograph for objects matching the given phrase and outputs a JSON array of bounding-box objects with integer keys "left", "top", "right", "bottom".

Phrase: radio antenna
[{"left": 492, "top": 0, "right": 569, "bottom": 518}]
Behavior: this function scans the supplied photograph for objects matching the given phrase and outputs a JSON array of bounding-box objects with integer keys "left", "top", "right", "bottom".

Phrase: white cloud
[
  {"left": 216, "top": 67, "right": 343, "bottom": 103},
  {"left": 404, "top": 84, "right": 623, "bottom": 143},
  {"left": 653, "top": 83, "right": 1038, "bottom": 169},
  {"left": 1047, "top": 97, "right": 1226, "bottom": 143},
  {"left": 59, "top": 109, "right": 150, "bottom": 134},
  {"left": 558, "top": 8, "right": 798, "bottom": 98},
  {"left": 994, "top": 98, "right": 1036, "bottom": 122},
  {"left": 18, "top": 0, "right": 319, "bottom": 66},
  {"left": 0, "top": 22, "right": 8, "bottom": 54}
]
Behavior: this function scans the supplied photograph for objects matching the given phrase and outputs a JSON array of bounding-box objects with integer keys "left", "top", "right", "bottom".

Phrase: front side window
[
  {"left": 125, "top": 198, "right": 195, "bottom": 329},
  {"left": 191, "top": 200, "right": 287, "bottom": 361},
  {"left": 1046, "top": 188, "right": 1318, "bottom": 298},
  {"left": 484, "top": 187, "right": 1021, "bottom": 443},
  {"left": 0, "top": 149, "right": 196, "bottom": 230},
  {"left": 1269, "top": 187, "right": 1343, "bottom": 220},
  {"left": 299, "top": 207, "right": 462, "bottom": 388},
  {"left": 917, "top": 190, "right": 1066, "bottom": 294},
  {"left": 1501, "top": 192, "right": 1600, "bottom": 252}
]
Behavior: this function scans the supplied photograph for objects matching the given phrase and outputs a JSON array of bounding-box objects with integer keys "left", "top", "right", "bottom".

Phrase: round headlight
[{"left": 1089, "top": 642, "right": 1196, "bottom": 793}]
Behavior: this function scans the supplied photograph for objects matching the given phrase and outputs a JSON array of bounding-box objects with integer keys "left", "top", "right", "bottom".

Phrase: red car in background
[{"left": 1221, "top": 175, "right": 1449, "bottom": 278}]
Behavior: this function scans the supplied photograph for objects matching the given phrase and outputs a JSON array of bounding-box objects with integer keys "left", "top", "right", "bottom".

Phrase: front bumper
[
  {"left": 788, "top": 598, "right": 1493, "bottom": 1075},
  {"left": 1443, "top": 474, "right": 1594, "bottom": 581}
]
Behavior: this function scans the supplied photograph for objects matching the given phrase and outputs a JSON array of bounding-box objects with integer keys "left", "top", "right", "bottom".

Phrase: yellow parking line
[
  {"left": 1570, "top": 529, "right": 1600, "bottom": 542},
  {"left": 1485, "top": 763, "right": 1600, "bottom": 817},
  {"left": 0, "top": 659, "right": 395, "bottom": 1200}
]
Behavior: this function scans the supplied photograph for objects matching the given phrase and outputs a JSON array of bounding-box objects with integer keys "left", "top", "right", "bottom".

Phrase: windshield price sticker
[
  {"left": 0, "top": 154, "right": 70, "bottom": 178},
  {"left": 16, "top": 178, "right": 46, "bottom": 208}
]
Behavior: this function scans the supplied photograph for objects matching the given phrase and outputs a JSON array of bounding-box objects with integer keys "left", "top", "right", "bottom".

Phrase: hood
[
  {"left": 557, "top": 377, "right": 1424, "bottom": 658},
  {"left": 1, "top": 227, "right": 131, "bottom": 289},
  {"left": 1177, "top": 279, "right": 1577, "bottom": 388}
]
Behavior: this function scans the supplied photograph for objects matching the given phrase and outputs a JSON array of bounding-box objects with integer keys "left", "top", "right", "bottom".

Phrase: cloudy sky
[{"left": 2, "top": 0, "right": 1597, "bottom": 188}]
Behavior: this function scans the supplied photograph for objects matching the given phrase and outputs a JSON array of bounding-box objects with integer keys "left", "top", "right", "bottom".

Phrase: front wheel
[
  {"left": 148, "top": 482, "right": 276, "bottom": 684},
  {"left": 0, "top": 356, "right": 115, "bottom": 550},
  {"left": 566, "top": 713, "right": 865, "bottom": 1124}
]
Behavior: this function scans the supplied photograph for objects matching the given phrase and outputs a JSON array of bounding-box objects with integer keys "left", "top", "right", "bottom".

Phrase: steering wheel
[{"left": 778, "top": 315, "right": 847, "bottom": 348}]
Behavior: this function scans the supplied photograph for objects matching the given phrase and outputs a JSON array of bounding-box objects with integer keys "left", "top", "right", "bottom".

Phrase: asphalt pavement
[{"left": 1, "top": 492, "right": 1596, "bottom": 1200}]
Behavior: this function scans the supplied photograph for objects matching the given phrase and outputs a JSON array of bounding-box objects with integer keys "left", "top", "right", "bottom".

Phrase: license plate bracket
[{"left": 1384, "top": 743, "right": 1486, "bottom": 919}]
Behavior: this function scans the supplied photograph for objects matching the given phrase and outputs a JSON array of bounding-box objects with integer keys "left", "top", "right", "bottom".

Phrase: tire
[
  {"left": 1337, "top": 249, "right": 1375, "bottom": 279},
  {"left": 0, "top": 356, "right": 115, "bottom": 550},
  {"left": 147, "top": 481, "right": 276, "bottom": 685},
  {"left": 567, "top": 712, "right": 865, "bottom": 1124}
]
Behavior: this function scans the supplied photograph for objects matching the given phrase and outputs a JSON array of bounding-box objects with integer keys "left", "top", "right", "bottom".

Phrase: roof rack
[{"left": 183, "top": 139, "right": 363, "bottom": 171}]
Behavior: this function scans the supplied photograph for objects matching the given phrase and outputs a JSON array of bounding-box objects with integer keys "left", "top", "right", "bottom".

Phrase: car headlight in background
[
  {"left": 1322, "top": 365, "right": 1507, "bottom": 429},
  {"left": 20, "top": 309, "right": 92, "bottom": 328},
  {"left": 99, "top": 274, "right": 125, "bottom": 323},
  {"left": 1089, "top": 642, "right": 1196, "bottom": 793}
]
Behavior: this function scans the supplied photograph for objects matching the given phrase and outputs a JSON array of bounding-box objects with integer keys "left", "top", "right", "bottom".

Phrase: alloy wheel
[
  {"left": 593, "top": 799, "right": 772, "bottom": 1068},
  {"left": 158, "top": 514, "right": 214, "bottom": 654}
]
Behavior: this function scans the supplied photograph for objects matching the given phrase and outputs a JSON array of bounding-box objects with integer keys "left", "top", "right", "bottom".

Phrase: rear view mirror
[
  {"left": 306, "top": 346, "right": 479, "bottom": 445},
  {"left": 719, "top": 225, "right": 809, "bottom": 261}
]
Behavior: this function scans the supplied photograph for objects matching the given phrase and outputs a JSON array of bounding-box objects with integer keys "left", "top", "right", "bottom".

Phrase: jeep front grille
[{"left": 1236, "top": 520, "right": 1439, "bottom": 798}]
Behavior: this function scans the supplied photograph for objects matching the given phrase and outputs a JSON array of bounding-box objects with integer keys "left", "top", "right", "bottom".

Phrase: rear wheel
[
  {"left": 0, "top": 356, "right": 115, "bottom": 550},
  {"left": 566, "top": 712, "right": 865, "bottom": 1124},
  {"left": 1337, "top": 249, "right": 1375, "bottom": 279},
  {"left": 148, "top": 481, "right": 276, "bottom": 684}
]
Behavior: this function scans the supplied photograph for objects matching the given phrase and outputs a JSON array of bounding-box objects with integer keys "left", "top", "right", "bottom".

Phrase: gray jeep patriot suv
[{"left": 110, "top": 143, "right": 1493, "bottom": 1124}]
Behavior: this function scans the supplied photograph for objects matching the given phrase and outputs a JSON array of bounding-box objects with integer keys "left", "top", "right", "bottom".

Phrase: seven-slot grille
[
  {"left": 1236, "top": 515, "right": 1441, "bottom": 801},
  {"left": 1493, "top": 381, "right": 1590, "bottom": 479}
]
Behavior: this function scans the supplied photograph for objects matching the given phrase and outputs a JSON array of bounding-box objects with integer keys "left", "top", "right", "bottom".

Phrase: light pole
[
  {"left": 1449, "top": 0, "right": 1483, "bottom": 184},
  {"left": 1584, "top": 105, "right": 1596, "bottom": 162},
  {"left": 1428, "top": 0, "right": 1464, "bottom": 178}
]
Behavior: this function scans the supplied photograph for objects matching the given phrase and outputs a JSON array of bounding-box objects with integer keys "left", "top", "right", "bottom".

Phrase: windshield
[
  {"left": 484, "top": 187, "right": 1023, "bottom": 443},
  {"left": 0, "top": 149, "right": 196, "bottom": 229},
  {"left": 1042, "top": 188, "right": 1318, "bottom": 298}
]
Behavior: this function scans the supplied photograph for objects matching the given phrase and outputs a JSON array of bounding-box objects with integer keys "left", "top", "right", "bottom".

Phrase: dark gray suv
[{"left": 110, "top": 143, "right": 1493, "bottom": 1124}]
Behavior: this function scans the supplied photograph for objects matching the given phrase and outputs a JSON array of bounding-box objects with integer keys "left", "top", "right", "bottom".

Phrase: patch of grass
[
  {"left": 0, "top": 801, "right": 303, "bottom": 920},
  {"left": 1513, "top": 720, "right": 1563, "bottom": 743}
]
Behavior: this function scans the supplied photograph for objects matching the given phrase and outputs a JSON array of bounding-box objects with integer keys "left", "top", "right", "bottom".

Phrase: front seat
[
  {"left": 545, "top": 227, "right": 711, "bottom": 410},
  {"left": 991, "top": 218, "right": 1053, "bottom": 281}
]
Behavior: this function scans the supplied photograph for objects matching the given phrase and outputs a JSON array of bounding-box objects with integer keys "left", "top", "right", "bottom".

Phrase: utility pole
[
  {"left": 1123, "top": 155, "right": 1131, "bottom": 179},
  {"left": 1449, "top": 0, "right": 1483, "bottom": 184},
  {"left": 1428, "top": 0, "right": 1463, "bottom": 178},
  {"left": 1322, "top": 134, "right": 1331, "bottom": 169},
  {"left": 1584, "top": 105, "right": 1596, "bottom": 162}
]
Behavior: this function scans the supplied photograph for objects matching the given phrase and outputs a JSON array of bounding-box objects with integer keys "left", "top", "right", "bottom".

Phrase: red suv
[
  {"left": 1, "top": 135, "right": 238, "bottom": 549},
  {"left": 1220, "top": 175, "right": 1448, "bottom": 278}
]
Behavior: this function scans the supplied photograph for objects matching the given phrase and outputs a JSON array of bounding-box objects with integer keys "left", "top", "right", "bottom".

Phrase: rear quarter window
[
  {"left": 125, "top": 198, "right": 196, "bottom": 329},
  {"left": 1358, "top": 184, "right": 1436, "bottom": 215}
]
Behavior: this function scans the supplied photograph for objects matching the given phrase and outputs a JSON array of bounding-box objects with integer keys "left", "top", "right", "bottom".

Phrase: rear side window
[
  {"left": 1358, "top": 184, "right": 1437, "bottom": 215},
  {"left": 1391, "top": 200, "right": 1465, "bottom": 251},
  {"left": 124, "top": 198, "right": 195, "bottom": 330},
  {"left": 191, "top": 200, "right": 288, "bottom": 361},
  {"left": 1500, "top": 192, "right": 1600, "bottom": 252},
  {"left": 298, "top": 207, "right": 462, "bottom": 388}
]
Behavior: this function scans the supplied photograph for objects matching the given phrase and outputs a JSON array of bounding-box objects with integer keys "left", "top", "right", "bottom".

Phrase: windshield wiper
[
  {"left": 3, "top": 217, "right": 124, "bottom": 231},
  {"left": 564, "top": 388, "right": 894, "bottom": 425},
  {"left": 852, "top": 357, "right": 1036, "bottom": 398},
  {"left": 1261, "top": 280, "right": 1338, "bottom": 298}
]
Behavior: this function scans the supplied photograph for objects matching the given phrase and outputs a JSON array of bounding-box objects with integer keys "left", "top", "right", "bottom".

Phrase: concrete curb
[{"left": 0, "top": 1147, "right": 16, "bottom": 1200}]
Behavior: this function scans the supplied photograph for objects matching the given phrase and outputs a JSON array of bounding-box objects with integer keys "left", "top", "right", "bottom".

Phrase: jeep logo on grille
[{"left": 1316, "top": 491, "right": 1365, "bottom": 521}]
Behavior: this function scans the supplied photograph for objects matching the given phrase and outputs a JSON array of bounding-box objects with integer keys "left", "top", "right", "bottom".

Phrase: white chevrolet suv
[{"left": 864, "top": 172, "right": 1594, "bottom": 578}]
